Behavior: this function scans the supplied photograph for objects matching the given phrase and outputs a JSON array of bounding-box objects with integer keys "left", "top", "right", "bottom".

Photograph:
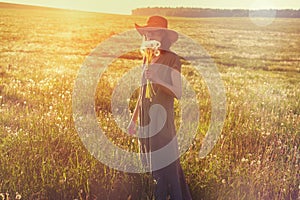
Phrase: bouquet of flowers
[{"left": 140, "top": 37, "right": 161, "bottom": 100}]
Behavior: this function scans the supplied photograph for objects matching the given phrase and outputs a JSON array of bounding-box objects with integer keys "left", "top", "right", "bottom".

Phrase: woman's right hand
[{"left": 128, "top": 120, "right": 137, "bottom": 135}]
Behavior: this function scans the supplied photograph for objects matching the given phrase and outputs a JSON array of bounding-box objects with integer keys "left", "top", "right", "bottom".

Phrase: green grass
[{"left": 0, "top": 3, "right": 299, "bottom": 200}]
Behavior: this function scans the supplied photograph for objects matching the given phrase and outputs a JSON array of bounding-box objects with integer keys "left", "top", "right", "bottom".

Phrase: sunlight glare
[{"left": 249, "top": 0, "right": 277, "bottom": 26}]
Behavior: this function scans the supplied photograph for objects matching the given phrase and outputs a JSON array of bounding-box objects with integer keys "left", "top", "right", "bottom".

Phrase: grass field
[{"left": 0, "top": 3, "right": 299, "bottom": 200}]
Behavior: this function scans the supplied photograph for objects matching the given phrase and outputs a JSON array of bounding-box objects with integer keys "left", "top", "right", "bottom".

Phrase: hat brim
[{"left": 135, "top": 23, "right": 178, "bottom": 44}]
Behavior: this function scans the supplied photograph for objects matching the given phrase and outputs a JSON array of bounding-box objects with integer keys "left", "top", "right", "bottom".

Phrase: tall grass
[{"left": 0, "top": 4, "right": 299, "bottom": 199}]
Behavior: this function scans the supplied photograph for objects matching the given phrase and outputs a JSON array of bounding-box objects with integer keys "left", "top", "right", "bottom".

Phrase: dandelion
[
  {"left": 145, "top": 79, "right": 155, "bottom": 99},
  {"left": 15, "top": 192, "right": 22, "bottom": 199},
  {"left": 257, "top": 160, "right": 261, "bottom": 165}
]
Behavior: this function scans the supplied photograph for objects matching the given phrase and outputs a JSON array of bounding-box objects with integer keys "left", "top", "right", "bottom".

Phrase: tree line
[{"left": 132, "top": 7, "right": 300, "bottom": 18}]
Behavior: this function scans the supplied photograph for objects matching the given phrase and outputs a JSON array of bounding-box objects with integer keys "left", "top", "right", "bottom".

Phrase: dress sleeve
[{"left": 172, "top": 55, "right": 182, "bottom": 73}]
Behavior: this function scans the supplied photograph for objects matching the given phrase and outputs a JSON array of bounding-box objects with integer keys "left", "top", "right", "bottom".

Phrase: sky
[{"left": 2, "top": 0, "right": 300, "bottom": 15}]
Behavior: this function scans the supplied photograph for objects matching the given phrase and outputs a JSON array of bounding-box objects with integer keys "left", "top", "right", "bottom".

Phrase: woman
[{"left": 128, "top": 16, "right": 192, "bottom": 200}]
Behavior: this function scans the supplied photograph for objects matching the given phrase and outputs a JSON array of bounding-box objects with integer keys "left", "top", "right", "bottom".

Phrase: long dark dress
[{"left": 138, "top": 50, "right": 192, "bottom": 200}]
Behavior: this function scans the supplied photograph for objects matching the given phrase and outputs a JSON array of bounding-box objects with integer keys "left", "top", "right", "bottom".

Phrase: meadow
[{"left": 0, "top": 3, "right": 299, "bottom": 200}]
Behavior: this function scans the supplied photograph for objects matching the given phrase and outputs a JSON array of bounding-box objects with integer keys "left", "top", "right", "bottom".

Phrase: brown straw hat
[{"left": 135, "top": 15, "right": 178, "bottom": 43}]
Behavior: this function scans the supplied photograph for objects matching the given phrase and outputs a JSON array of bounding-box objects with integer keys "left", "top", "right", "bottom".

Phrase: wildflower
[
  {"left": 15, "top": 192, "right": 22, "bottom": 199},
  {"left": 257, "top": 160, "right": 261, "bottom": 165},
  {"left": 145, "top": 79, "right": 156, "bottom": 99},
  {"left": 141, "top": 40, "right": 159, "bottom": 101}
]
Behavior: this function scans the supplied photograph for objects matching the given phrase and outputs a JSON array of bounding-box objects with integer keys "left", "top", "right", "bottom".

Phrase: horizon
[{"left": 1, "top": 0, "right": 300, "bottom": 15}]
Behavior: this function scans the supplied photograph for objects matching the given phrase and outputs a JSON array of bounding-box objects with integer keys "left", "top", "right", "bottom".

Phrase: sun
[{"left": 248, "top": 0, "right": 277, "bottom": 26}]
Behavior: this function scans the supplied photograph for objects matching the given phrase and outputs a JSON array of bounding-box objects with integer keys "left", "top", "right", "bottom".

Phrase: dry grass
[{"left": 0, "top": 3, "right": 299, "bottom": 200}]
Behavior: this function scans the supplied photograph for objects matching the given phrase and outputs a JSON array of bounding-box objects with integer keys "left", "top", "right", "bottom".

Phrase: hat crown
[
  {"left": 146, "top": 16, "right": 168, "bottom": 28},
  {"left": 135, "top": 15, "right": 178, "bottom": 43}
]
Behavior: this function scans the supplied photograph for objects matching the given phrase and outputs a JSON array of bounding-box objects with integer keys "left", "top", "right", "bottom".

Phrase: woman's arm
[{"left": 145, "top": 67, "right": 182, "bottom": 99}]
